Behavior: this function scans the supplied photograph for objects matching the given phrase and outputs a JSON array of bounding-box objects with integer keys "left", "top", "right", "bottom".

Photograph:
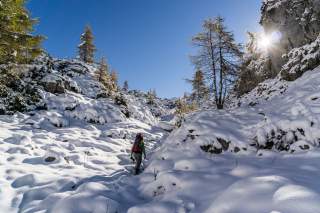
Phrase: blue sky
[{"left": 27, "top": 0, "right": 262, "bottom": 98}]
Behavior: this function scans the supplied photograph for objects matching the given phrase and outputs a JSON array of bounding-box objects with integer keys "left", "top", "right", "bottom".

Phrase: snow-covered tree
[
  {"left": 78, "top": 25, "right": 96, "bottom": 63},
  {"left": 191, "top": 17, "right": 242, "bottom": 109},
  {"left": 0, "top": 0, "right": 44, "bottom": 64},
  {"left": 186, "top": 69, "right": 208, "bottom": 104}
]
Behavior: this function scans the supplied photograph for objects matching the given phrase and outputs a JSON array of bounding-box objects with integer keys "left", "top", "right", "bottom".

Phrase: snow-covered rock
[
  {"left": 238, "top": 0, "right": 320, "bottom": 95},
  {"left": 281, "top": 34, "right": 320, "bottom": 81},
  {"left": 261, "top": 0, "right": 320, "bottom": 50}
]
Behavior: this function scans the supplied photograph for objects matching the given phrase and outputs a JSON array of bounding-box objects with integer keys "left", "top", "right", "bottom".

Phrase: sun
[
  {"left": 258, "top": 34, "right": 272, "bottom": 50},
  {"left": 257, "top": 31, "right": 282, "bottom": 51}
]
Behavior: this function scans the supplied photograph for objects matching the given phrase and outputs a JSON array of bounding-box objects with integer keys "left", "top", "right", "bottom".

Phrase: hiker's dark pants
[{"left": 133, "top": 152, "right": 142, "bottom": 174}]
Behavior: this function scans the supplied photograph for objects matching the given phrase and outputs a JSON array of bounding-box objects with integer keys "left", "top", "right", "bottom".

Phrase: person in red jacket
[{"left": 131, "top": 133, "right": 146, "bottom": 175}]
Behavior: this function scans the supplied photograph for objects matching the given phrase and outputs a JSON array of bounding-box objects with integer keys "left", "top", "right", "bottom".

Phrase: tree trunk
[
  {"left": 218, "top": 43, "right": 224, "bottom": 107},
  {"left": 216, "top": 102, "right": 224, "bottom": 109},
  {"left": 208, "top": 30, "right": 218, "bottom": 104}
]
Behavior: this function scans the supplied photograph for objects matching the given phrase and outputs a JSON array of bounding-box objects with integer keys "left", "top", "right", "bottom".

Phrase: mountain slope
[
  {"left": 125, "top": 66, "right": 320, "bottom": 213},
  {"left": 0, "top": 56, "right": 174, "bottom": 213}
]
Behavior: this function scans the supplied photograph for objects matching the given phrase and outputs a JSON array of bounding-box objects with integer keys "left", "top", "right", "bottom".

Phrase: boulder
[{"left": 41, "top": 74, "right": 66, "bottom": 94}]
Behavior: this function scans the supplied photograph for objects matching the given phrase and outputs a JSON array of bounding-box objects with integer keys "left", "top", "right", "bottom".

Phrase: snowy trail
[
  {"left": 0, "top": 110, "right": 170, "bottom": 213},
  {"left": 38, "top": 123, "right": 170, "bottom": 213}
]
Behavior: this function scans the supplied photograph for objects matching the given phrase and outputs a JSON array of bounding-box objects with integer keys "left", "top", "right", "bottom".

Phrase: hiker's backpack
[{"left": 132, "top": 140, "right": 142, "bottom": 153}]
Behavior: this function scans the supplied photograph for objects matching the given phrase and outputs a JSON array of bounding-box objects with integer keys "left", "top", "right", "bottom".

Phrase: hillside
[
  {"left": 124, "top": 66, "right": 320, "bottom": 213},
  {"left": 1, "top": 55, "right": 320, "bottom": 213},
  {"left": 0, "top": 56, "right": 175, "bottom": 212}
]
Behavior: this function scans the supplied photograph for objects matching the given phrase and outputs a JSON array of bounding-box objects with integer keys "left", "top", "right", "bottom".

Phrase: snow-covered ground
[
  {"left": 0, "top": 57, "right": 173, "bottom": 212},
  {"left": 125, "top": 67, "right": 320, "bottom": 213},
  {"left": 0, "top": 108, "right": 169, "bottom": 213},
  {"left": 2, "top": 56, "right": 320, "bottom": 212}
]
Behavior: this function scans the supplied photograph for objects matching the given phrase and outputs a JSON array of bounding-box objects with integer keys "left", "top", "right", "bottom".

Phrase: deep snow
[
  {"left": 2, "top": 58, "right": 320, "bottom": 212},
  {"left": 0, "top": 57, "right": 173, "bottom": 213},
  {"left": 126, "top": 66, "right": 320, "bottom": 213},
  {"left": 0, "top": 107, "right": 169, "bottom": 213}
]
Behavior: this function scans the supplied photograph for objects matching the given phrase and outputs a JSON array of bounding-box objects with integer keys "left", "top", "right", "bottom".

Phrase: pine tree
[
  {"left": 95, "top": 57, "right": 111, "bottom": 91},
  {"left": 191, "top": 17, "right": 242, "bottom": 109},
  {"left": 123, "top": 80, "right": 129, "bottom": 92},
  {"left": 0, "top": 0, "right": 44, "bottom": 64},
  {"left": 78, "top": 25, "right": 96, "bottom": 63},
  {"left": 110, "top": 70, "right": 118, "bottom": 92},
  {"left": 186, "top": 69, "right": 208, "bottom": 105}
]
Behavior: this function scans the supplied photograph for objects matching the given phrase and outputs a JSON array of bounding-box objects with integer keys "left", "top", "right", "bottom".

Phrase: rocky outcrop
[
  {"left": 281, "top": 35, "right": 320, "bottom": 80},
  {"left": 52, "top": 60, "right": 89, "bottom": 76},
  {"left": 260, "top": 0, "right": 320, "bottom": 72},
  {"left": 261, "top": 0, "right": 320, "bottom": 49},
  {"left": 237, "top": 0, "right": 320, "bottom": 97},
  {"left": 41, "top": 74, "right": 66, "bottom": 94}
]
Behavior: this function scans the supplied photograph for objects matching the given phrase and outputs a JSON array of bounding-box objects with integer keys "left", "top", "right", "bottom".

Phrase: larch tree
[
  {"left": 186, "top": 69, "right": 208, "bottom": 105},
  {"left": 0, "top": 0, "right": 44, "bottom": 64},
  {"left": 95, "top": 57, "right": 111, "bottom": 91},
  {"left": 78, "top": 25, "right": 96, "bottom": 63},
  {"left": 191, "top": 17, "right": 242, "bottom": 109},
  {"left": 110, "top": 70, "right": 118, "bottom": 92}
]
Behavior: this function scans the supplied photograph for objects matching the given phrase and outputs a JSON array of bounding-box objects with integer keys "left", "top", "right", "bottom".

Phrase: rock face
[
  {"left": 261, "top": 0, "right": 320, "bottom": 49},
  {"left": 260, "top": 0, "right": 320, "bottom": 72},
  {"left": 237, "top": 0, "right": 320, "bottom": 96},
  {"left": 281, "top": 35, "right": 320, "bottom": 80}
]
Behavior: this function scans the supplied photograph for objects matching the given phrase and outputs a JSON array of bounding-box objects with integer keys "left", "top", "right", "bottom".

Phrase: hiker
[{"left": 131, "top": 133, "right": 146, "bottom": 175}]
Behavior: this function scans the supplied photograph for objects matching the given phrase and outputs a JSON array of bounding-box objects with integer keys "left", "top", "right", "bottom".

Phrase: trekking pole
[
  {"left": 83, "top": 152, "right": 86, "bottom": 167},
  {"left": 83, "top": 150, "right": 89, "bottom": 167}
]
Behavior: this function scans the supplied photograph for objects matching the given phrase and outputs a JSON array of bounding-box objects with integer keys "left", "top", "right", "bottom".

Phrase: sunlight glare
[{"left": 257, "top": 31, "right": 282, "bottom": 51}]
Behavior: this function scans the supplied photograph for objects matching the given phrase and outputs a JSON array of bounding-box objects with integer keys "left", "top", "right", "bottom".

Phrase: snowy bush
[{"left": 253, "top": 120, "right": 320, "bottom": 153}]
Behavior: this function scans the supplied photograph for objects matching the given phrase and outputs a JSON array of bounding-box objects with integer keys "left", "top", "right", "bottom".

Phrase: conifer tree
[
  {"left": 186, "top": 69, "right": 208, "bottom": 104},
  {"left": 78, "top": 25, "right": 96, "bottom": 63},
  {"left": 123, "top": 80, "right": 129, "bottom": 91},
  {"left": 191, "top": 16, "right": 242, "bottom": 109},
  {"left": 95, "top": 57, "right": 110, "bottom": 90},
  {"left": 110, "top": 70, "right": 118, "bottom": 92},
  {"left": 0, "top": 0, "right": 44, "bottom": 64}
]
